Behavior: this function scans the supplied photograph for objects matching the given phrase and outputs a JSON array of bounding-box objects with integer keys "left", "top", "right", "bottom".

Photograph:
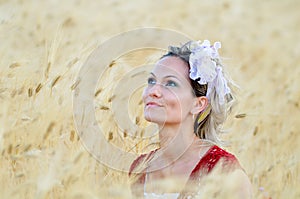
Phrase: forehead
[{"left": 152, "top": 56, "right": 190, "bottom": 79}]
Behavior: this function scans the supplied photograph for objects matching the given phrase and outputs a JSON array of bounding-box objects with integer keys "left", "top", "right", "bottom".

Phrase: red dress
[{"left": 129, "top": 145, "right": 241, "bottom": 198}]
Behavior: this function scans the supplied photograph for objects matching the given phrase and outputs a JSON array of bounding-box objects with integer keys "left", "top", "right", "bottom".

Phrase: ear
[{"left": 190, "top": 96, "right": 209, "bottom": 115}]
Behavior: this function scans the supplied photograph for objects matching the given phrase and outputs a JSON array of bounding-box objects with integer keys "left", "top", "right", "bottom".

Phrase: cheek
[
  {"left": 142, "top": 87, "right": 148, "bottom": 102},
  {"left": 165, "top": 93, "right": 182, "bottom": 110},
  {"left": 166, "top": 94, "right": 193, "bottom": 114}
]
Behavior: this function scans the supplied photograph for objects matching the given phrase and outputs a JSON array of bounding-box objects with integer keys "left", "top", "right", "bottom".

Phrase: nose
[{"left": 148, "top": 84, "right": 162, "bottom": 98}]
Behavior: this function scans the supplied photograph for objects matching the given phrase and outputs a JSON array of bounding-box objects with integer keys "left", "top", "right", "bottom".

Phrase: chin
[{"left": 144, "top": 113, "right": 166, "bottom": 124}]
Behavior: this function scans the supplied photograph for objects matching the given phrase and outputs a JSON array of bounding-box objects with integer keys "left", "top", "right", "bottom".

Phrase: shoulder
[
  {"left": 129, "top": 153, "right": 147, "bottom": 177},
  {"left": 128, "top": 149, "right": 157, "bottom": 176},
  {"left": 129, "top": 150, "right": 157, "bottom": 197},
  {"left": 182, "top": 145, "right": 247, "bottom": 197},
  {"left": 207, "top": 145, "right": 239, "bottom": 164},
  {"left": 191, "top": 145, "right": 241, "bottom": 175}
]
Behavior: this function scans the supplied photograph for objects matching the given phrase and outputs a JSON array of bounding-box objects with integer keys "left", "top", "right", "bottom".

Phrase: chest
[{"left": 145, "top": 159, "right": 199, "bottom": 193}]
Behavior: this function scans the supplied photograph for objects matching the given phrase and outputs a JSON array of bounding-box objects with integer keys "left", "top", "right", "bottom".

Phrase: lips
[{"left": 145, "top": 102, "right": 163, "bottom": 107}]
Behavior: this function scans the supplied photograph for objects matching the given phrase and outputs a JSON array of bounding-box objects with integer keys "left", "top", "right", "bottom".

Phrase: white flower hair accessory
[{"left": 189, "top": 40, "right": 231, "bottom": 105}]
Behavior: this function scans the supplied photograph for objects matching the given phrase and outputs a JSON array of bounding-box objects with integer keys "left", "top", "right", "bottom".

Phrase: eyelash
[
  {"left": 147, "top": 77, "right": 156, "bottom": 85},
  {"left": 147, "top": 78, "right": 178, "bottom": 87},
  {"left": 165, "top": 80, "right": 178, "bottom": 87}
]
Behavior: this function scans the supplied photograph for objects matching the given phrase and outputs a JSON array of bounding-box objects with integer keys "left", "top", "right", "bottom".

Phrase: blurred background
[{"left": 0, "top": 0, "right": 299, "bottom": 198}]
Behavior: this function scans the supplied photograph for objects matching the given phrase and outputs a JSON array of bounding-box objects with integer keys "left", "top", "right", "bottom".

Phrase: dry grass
[{"left": 0, "top": 0, "right": 299, "bottom": 198}]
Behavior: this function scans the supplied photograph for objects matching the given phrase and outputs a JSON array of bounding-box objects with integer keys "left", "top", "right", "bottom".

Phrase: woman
[{"left": 129, "top": 40, "right": 252, "bottom": 198}]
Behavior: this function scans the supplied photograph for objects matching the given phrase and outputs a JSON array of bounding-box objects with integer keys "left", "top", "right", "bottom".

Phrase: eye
[
  {"left": 147, "top": 77, "right": 156, "bottom": 85},
  {"left": 165, "top": 80, "right": 178, "bottom": 87}
]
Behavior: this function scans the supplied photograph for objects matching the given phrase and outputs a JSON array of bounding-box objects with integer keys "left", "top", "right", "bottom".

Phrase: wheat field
[{"left": 0, "top": 0, "right": 299, "bottom": 198}]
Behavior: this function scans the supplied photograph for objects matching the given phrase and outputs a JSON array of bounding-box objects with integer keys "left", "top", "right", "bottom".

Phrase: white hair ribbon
[{"left": 188, "top": 40, "right": 231, "bottom": 105}]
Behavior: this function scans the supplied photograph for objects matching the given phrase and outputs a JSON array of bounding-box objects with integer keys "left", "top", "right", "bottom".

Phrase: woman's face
[{"left": 142, "top": 56, "right": 196, "bottom": 125}]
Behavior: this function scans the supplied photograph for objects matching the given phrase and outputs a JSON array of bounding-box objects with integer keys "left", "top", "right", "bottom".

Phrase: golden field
[{"left": 0, "top": 0, "right": 299, "bottom": 198}]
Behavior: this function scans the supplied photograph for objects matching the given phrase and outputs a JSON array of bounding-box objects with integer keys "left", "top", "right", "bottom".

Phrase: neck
[{"left": 157, "top": 118, "right": 196, "bottom": 162}]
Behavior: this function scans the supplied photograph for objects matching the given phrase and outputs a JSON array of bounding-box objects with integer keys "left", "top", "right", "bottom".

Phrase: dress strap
[{"left": 190, "top": 145, "right": 240, "bottom": 179}]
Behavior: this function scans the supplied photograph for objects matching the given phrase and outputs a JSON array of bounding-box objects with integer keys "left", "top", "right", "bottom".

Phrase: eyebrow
[{"left": 150, "top": 72, "right": 181, "bottom": 81}]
